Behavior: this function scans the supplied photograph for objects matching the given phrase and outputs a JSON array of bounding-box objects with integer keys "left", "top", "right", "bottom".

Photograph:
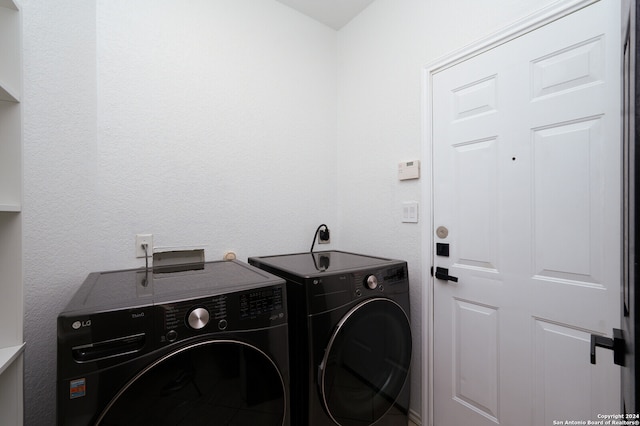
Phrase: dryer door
[
  {"left": 96, "top": 340, "right": 286, "bottom": 426},
  {"left": 319, "top": 298, "right": 412, "bottom": 426}
]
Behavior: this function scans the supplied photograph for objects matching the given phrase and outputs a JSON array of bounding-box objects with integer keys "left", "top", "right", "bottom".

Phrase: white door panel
[{"left": 431, "top": 1, "right": 622, "bottom": 425}]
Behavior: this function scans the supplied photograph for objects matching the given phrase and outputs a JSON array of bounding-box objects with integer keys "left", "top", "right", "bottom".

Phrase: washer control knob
[
  {"left": 166, "top": 330, "right": 178, "bottom": 342},
  {"left": 218, "top": 319, "right": 228, "bottom": 331},
  {"left": 365, "top": 274, "right": 378, "bottom": 290},
  {"left": 187, "top": 307, "right": 210, "bottom": 330}
]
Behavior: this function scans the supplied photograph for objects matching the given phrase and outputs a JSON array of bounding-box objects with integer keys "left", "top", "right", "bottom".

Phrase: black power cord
[{"left": 310, "top": 224, "right": 330, "bottom": 253}]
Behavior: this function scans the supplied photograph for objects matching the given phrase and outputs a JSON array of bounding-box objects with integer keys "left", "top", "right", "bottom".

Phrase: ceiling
[{"left": 274, "top": 0, "right": 376, "bottom": 30}]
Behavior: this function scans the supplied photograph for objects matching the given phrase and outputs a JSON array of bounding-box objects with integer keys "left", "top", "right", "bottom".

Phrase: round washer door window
[
  {"left": 97, "top": 340, "right": 286, "bottom": 426},
  {"left": 319, "top": 298, "right": 412, "bottom": 426}
]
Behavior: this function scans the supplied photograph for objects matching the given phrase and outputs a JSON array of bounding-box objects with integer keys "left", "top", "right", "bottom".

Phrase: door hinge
[{"left": 590, "top": 328, "right": 625, "bottom": 366}]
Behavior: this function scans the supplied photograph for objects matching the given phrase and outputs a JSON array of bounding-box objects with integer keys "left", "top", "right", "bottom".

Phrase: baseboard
[{"left": 408, "top": 409, "right": 422, "bottom": 425}]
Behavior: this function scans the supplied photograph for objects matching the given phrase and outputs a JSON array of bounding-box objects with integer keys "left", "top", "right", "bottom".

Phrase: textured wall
[
  {"left": 94, "top": 0, "right": 338, "bottom": 268},
  {"left": 335, "top": 0, "right": 559, "bottom": 421},
  {"left": 22, "top": 0, "right": 99, "bottom": 422},
  {"left": 22, "top": 1, "right": 336, "bottom": 424},
  {"left": 336, "top": 0, "right": 428, "bottom": 418},
  {"left": 21, "top": 0, "right": 563, "bottom": 424}
]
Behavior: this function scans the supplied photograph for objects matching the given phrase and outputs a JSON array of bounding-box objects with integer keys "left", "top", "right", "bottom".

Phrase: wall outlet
[
  {"left": 318, "top": 227, "right": 330, "bottom": 244},
  {"left": 136, "top": 234, "right": 153, "bottom": 258}
]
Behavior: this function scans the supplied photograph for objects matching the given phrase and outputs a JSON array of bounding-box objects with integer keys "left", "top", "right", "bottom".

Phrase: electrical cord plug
[
  {"left": 310, "top": 224, "right": 330, "bottom": 252},
  {"left": 319, "top": 228, "right": 330, "bottom": 243}
]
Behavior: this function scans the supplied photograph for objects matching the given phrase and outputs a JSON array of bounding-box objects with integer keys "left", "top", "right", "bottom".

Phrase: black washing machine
[
  {"left": 57, "top": 260, "right": 290, "bottom": 426},
  {"left": 248, "top": 250, "right": 411, "bottom": 426}
]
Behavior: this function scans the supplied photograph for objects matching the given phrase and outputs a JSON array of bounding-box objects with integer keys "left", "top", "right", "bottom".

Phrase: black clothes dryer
[
  {"left": 249, "top": 250, "right": 412, "bottom": 426},
  {"left": 57, "top": 260, "right": 290, "bottom": 426}
]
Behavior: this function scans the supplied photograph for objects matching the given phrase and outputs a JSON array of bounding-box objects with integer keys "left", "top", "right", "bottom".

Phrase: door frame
[
  {"left": 622, "top": 0, "right": 639, "bottom": 413},
  {"left": 421, "top": 1, "right": 602, "bottom": 425}
]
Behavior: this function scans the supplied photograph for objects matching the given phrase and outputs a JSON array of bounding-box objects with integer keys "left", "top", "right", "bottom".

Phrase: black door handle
[
  {"left": 590, "top": 328, "right": 625, "bottom": 366},
  {"left": 434, "top": 267, "right": 458, "bottom": 283}
]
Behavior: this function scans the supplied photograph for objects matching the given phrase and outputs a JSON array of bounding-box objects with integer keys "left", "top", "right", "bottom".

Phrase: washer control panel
[{"left": 156, "top": 284, "right": 286, "bottom": 344}]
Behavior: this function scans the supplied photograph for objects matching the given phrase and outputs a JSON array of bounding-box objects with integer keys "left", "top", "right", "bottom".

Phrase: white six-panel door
[{"left": 431, "top": 1, "right": 622, "bottom": 424}]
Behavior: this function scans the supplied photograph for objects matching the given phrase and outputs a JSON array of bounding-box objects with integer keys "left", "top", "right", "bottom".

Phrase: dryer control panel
[
  {"left": 353, "top": 266, "right": 407, "bottom": 297},
  {"left": 307, "top": 265, "right": 408, "bottom": 315}
]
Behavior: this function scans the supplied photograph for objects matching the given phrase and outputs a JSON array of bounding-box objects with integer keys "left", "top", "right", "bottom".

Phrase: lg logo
[{"left": 71, "top": 320, "right": 91, "bottom": 330}]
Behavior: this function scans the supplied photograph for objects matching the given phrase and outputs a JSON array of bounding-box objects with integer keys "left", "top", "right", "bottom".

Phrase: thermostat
[{"left": 398, "top": 160, "right": 420, "bottom": 180}]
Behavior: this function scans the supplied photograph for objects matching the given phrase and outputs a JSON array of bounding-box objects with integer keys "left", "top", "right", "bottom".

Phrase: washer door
[
  {"left": 96, "top": 340, "right": 286, "bottom": 426},
  {"left": 319, "top": 298, "right": 412, "bottom": 426}
]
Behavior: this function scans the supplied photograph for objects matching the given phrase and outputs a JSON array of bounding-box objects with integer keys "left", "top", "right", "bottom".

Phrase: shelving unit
[{"left": 0, "top": 0, "right": 24, "bottom": 424}]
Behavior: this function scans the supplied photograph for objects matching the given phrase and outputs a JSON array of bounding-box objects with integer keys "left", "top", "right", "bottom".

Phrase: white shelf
[
  {"left": 0, "top": 0, "right": 22, "bottom": 422},
  {"left": 0, "top": 80, "right": 18, "bottom": 103},
  {"left": 0, "top": 204, "right": 20, "bottom": 213},
  {"left": 0, "top": 4, "right": 20, "bottom": 104},
  {"left": 0, "top": 0, "right": 17, "bottom": 11},
  {"left": 0, "top": 344, "right": 24, "bottom": 377},
  {"left": 0, "top": 99, "right": 21, "bottom": 209}
]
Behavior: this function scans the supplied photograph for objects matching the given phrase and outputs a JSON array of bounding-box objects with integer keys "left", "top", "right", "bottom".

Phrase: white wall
[
  {"left": 21, "top": 0, "right": 563, "bottom": 424},
  {"left": 95, "top": 0, "right": 339, "bottom": 269},
  {"left": 336, "top": 0, "right": 429, "bottom": 418},
  {"left": 22, "top": 1, "right": 99, "bottom": 423},
  {"left": 22, "top": 1, "right": 337, "bottom": 424},
  {"left": 335, "top": 0, "right": 559, "bottom": 422}
]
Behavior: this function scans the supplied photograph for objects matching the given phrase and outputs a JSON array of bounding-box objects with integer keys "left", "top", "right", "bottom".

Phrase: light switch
[{"left": 402, "top": 202, "right": 418, "bottom": 223}]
